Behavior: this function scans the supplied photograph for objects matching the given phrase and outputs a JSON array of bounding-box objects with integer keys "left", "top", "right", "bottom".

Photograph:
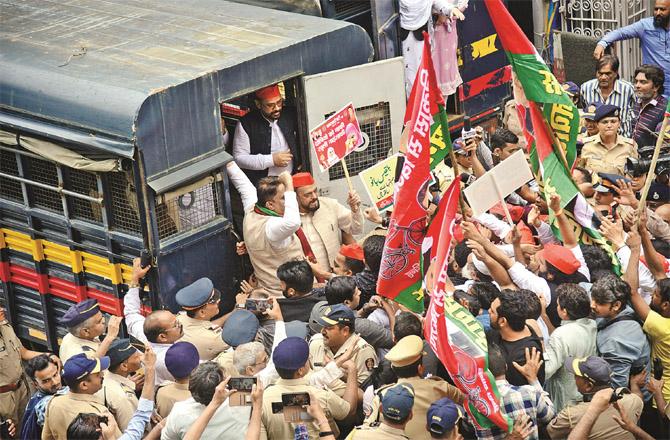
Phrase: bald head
[{"left": 144, "top": 310, "right": 182, "bottom": 344}]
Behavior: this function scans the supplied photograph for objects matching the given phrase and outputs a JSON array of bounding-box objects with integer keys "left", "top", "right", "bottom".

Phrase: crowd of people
[{"left": 0, "top": 1, "right": 669, "bottom": 439}]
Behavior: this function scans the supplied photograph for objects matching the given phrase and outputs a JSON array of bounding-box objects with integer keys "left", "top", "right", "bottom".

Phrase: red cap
[
  {"left": 538, "top": 244, "right": 580, "bottom": 274},
  {"left": 340, "top": 244, "right": 364, "bottom": 261},
  {"left": 292, "top": 172, "right": 315, "bottom": 188},
  {"left": 489, "top": 203, "right": 524, "bottom": 223},
  {"left": 517, "top": 221, "right": 535, "bottom": 245},
  {"left": 255, "top": 84, "right": 281, "bottom": 101}
]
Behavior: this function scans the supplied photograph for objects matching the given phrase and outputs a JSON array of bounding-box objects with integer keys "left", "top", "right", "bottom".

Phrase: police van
[{"left": 0, "top": 0, "right": 407, "bottom": 351}]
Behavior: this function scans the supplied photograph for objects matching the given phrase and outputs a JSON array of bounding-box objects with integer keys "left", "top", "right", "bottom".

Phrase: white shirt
[
  {"left": 160, "top": 398, "right": 250, "bottom": 440},
  {"left": 232, "top": 119, "right": 293, "bottom": 175},
  {"left": 227, "top": 161, "right": 301, "bottom": 249},
  {"left": 123, "top": 287, "right": 175, "bottom": 385}
]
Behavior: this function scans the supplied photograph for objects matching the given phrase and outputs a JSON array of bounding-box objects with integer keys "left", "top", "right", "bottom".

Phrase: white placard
[{"left": 464, "top": 150, "right": 533, "bottom": 218}]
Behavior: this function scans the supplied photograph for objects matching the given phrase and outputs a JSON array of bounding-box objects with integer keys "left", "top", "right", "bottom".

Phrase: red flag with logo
[{"left": 425, "top": 178, "right": 511, "bottom": 431}]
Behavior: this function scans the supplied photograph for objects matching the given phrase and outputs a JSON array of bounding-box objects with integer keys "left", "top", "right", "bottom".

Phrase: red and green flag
[
  {"left": 425, "top": 178, "right": 511, "bottom": 432},
  {"left": 377, "top": 34, "right": 440, "bottom": 313},
  {"left": 484, "top": 0, "right": 579, "bottom": 169},
  {"left": 404, "top": 34, "right": 453, "bottom": 171},
  {"left": 529, "top": 103, "right": 621, "bottom": 273}
]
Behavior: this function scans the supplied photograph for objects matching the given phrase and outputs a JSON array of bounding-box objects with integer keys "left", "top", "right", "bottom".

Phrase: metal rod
[{"left": 0, "top": 171, "right": 103, "bottom": 203}]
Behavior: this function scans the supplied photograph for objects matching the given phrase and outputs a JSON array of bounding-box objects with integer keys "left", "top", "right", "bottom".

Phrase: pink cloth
[{"left": 433, "top": 19, "right": 462, "bottom": 97}]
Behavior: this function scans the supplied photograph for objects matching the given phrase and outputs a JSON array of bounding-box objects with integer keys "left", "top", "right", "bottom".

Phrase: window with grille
[
  {"left": 155, "top": 175, "right": 223, "bottom": 241},
  {"left": 0, "top": 146, "right": 141, "bottom": 236},
  {"left": 327, "top": 102, "right": 392, "bottom": 181}
]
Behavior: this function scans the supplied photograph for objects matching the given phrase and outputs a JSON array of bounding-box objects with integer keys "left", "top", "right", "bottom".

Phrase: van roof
[{"left": 0, "top": 0, "right": 372, "bottom": 179}]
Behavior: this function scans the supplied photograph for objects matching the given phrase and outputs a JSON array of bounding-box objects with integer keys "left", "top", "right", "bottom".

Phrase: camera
[{"left": 625, "top": 145, "right": 670, "bottom": 177}]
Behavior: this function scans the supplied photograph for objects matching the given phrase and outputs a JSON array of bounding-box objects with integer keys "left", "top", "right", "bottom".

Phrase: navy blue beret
[
  {"left": 107, "top": 339, "right": 138, "bottom": 367},
  {"left": 59, "top": 299, "right": 100, "bottom": 327},
  {"left": 593, "top": 104, "right": 620, "bottom": 122},
  {"left": 273, "top": 337, "right": 309, "bottom": 370},
  {"left": 165, "top": 342, "right": 200, "bottom": 379}
]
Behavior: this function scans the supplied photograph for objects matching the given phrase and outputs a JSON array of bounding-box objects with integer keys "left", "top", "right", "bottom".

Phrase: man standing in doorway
[{"left": 233, "top": 84, "right": 300, "bottom": 186}]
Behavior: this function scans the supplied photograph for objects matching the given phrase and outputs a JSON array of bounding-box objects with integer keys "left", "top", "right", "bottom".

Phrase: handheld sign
[
  {"left": 359, "top": 155, "right": 400, "bottom": 213},
  {"left": 463, "top": 150, "right": 533, "bottom": 223},
  {"left": 309, "top": 103, "right": 364, "bottom": 173}
]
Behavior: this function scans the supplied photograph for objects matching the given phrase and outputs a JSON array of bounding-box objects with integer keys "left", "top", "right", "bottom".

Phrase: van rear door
[{"left": 301, "top": 57, "right": 406, "bottom": 209}]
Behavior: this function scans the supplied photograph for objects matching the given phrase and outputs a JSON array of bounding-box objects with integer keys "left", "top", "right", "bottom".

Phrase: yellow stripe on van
[
  {"left": 2, "top": 227, "right": 134, "bottom": 285},
  {"left": 2, "top": 229, "right": 33, "bottom": 255},
  {"left": 42, "top": 240, "right": 72, "bottom": 267},
  {"left": 28, "top": 327, "right": 47, "bottom": 341}
]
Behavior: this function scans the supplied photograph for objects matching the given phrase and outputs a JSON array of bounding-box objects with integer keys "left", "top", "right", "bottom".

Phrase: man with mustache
[{"left": 594, "top": 0, "right": 670, "bottom": 98}]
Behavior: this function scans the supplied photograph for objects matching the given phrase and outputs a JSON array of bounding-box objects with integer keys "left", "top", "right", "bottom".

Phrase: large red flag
[
  {"left": 425, "top": 178, "right": 511, "bottom": 431},
  {"left": 377, "top": 34, "right": 438, "bottom": 313}
]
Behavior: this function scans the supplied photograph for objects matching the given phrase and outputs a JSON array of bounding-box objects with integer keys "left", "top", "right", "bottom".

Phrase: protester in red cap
[
  {"left": 290, "top": 171, "right": 364, "bottom": 273},
  {"left": 232, "top": 83, "right": 299, "bottom": 186}
]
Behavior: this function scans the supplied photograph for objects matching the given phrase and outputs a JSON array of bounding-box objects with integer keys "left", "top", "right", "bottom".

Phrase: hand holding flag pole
[{"left": 636, "top": 106, "right": 670, "bottom": 224}]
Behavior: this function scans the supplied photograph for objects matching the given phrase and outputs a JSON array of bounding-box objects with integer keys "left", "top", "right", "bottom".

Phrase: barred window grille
[
  {"left": 327, "top": 102, "right": 392, "bottom": 181},
  {"left": 156, "top": 176, "right": 222, "bottom": 241},
  {"left": 0, "top": 146, "right": 141, "bottom": 236}
]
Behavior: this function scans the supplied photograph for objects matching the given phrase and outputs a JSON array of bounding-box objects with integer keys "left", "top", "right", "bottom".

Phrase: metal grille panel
[
  {"left": 24, "top": 156, "right": 63, "bottom": 213},
  {"left": 0, "top": 150, "right": 23, "bottom": 202},
  {"left": 67, "top": 169, "right": 100, "bottom": 222},
  {"left": 156, "top": 178, "right": 222, "bottom": 240},
  {"left": 108, "top": 172, "right": 142, "bottom": 235},
  {"left": 328, "top": 102, "right": 392, "bottom": 181},
  {"left": 559, "top": 0, "right": 649, "bottom": 82}
]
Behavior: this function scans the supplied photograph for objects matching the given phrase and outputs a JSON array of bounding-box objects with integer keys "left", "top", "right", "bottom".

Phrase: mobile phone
[
  {"left": 282, "top": 392, "right": 310, "bottom": 407},
  {"left": 653, "top": 357, "right": 664, "bottom": 380},
  {"left": 140, "top": 250, "right": 152, "bottom": 268},
  {"left": 271, "top": 402, "right": 283, "bottom": 414},
  {"left": 0, "top": 420, "right": 10, "bottom": 439},
  {"left": 228, "top": 376, "right": 256, "bottom": 393},
  {"left": 129, "top": 334, "right": 146, "bottom": 353},
  {"left": 245, "top": 299, "right": 257, "bottom": 311},
  {"left": 629, "top": 363, "right": 645, "bottom": 376},
  {"left": 610, "top": 203, "right": 619, "bottom": 220},
  {"left": 609, "top": 387, "right": 625, "bottom": 403}
]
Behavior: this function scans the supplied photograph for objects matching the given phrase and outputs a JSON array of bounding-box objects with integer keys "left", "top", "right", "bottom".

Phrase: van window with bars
[
  {"left": 155, "top": 175, "right": 222, "bottom": 240},
  {"left": 0, "top": 147, "right": 141, "bottom": 235},
  {"left": 327, "top": 101, "right": 392, "bottom": 180}
]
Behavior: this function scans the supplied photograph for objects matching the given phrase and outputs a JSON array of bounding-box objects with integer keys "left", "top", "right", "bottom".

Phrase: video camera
[{"left": 625, "top": 145, "right": 670, "bottom": 177}]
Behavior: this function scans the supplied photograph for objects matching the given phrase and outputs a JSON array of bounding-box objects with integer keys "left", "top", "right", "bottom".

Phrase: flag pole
[
  {"left": 636, "top": 114, "right": 670, "bottom": 224},
  {"left": 340, "top": 157, "right": 354, "bottom": 192}
]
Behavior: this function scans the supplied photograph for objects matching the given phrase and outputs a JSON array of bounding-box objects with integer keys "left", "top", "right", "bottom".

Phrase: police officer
[
  {"left": 214, "top": 309, "right": 260, "bottom": 376},
  {"left": 309, "top": 304, "right": 377, "bottom": 395},
  {"left": 261, "top": 337, "right": 353, "bottom": 439},
  {"left": 58, "top": 298, "right": 122, "bottom": 362},
  {"left": 579, "top": 104, "right": 638, "bottom": 175},
  {"left": 0, "top": 307, "right": 45, "bottom": 437},
  {"left": 100, "top": 339, "right": 142, "bottom": 430},
  {"left": 346, "top": 383, "right": 415, "bottom": 439},
  {"left": 175, "top": 278, "right": 229, "bottom": 361},
  {"left": 156, "top": 341, "right": 199, "bottom": 418},
  {"left": 365, "top": 336, "right": 464, "bottom": 439},
  {"left": 592, "top": 172, "right": 629, "bottom": 215},
  {"left": 42, "top": 353, "right": 121, "bottom": 440},
  {"left": 426, "top": 398, "right": 463, "bottom": 439}
]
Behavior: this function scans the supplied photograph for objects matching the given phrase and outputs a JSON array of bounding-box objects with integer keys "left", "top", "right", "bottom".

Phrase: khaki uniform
[
  {"left": 260, "top": 377, "right": 350, "bottom": 440},
  {"left": 214, "top": 350, "right": 239, "bottom": 377},
  {"left": 546, "top": 392, "right": 643, "bottom": 440},
  {"left": 99, "top": 371, "right": 138, "bottom": 430},
  {"left": 156, "top": 382, "right": 191, "bottom": 418},
  {"left": 58, "top": 332, "right": 99, "bottom": 363},
  {"left": 243, "top": 209, "right": 304, "bottom": 296},
  {"left": 364, "top": 377, "right": 464, "bottom": 440},
  {"left": 309, "top": 334, "right": 377, "bottom": 396},
  {"left": 346, "top": 423, "right": 409, "bottom": 440},
  {"left": 578, "top": 134, "right": 638, "bottom": 175},
  {"left": 41, "top": 392, "right": 121, "bottom": 440},
  {"left": 0, "top": 320, "right": 29, "bottom": 431},
  {"left": 177, "top": 313, "right": 229, "bottom": 361}
]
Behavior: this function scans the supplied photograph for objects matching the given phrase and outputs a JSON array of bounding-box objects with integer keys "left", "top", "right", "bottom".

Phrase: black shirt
[{"left": 490, "top": 326, "right": 545, "bottom": 386}]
